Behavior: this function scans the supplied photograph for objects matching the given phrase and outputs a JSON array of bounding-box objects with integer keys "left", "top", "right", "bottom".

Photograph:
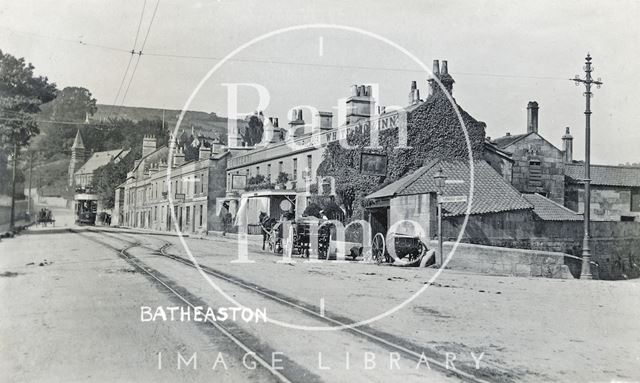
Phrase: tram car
[{"left": 74, "top": 198, "right": 98, "bottom": 225}]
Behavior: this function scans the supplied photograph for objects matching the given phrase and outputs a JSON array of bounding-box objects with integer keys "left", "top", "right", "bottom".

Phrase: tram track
[
  {"left": 72, "top": 228, "right": 316, "bottom": 383},
  {"left": 83, "top": 228, "right": 513, "bottom": 383}
]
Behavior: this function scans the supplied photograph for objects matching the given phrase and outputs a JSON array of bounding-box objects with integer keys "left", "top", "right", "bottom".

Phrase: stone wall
[
  {"left": 428, "top": 240, "right": 573, "bottom": 279},
  {"left": 565, "top": 184, "right": 640, "bottom": 221},
  {"left": 389, "top": 194, "right": 432, "bottom": 241},
  {"left": 443, "top": 212, "right": 640, "bottom": 280},
  {"left": 484, "top": 148, "right": 513, "bottom": 183},
  {"left": 505, "top": 133, "right": 565, "bottom": 204}
]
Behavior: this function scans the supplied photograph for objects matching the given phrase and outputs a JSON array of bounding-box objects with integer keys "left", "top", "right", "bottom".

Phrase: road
[{"left": 1, "top": 226, "right": 639, "bottom": 382}]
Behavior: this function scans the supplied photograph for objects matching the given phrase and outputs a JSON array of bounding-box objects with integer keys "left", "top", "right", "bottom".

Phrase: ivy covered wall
[{"left": 317, "top": 89, "right": 486, "bottom": 219}]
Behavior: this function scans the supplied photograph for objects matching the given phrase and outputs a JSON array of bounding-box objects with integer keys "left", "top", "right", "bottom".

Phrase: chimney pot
[
  {"left": 562, "top": 126, "right": 573, "bottom": 163},
  {"left": 441, "top": 60, "right": 448, "bottom": 75},
  {"left": 432, "top": 60, "right": 440, "bottom": 76},
  {"left": 506, "top": 132, "right": 511, "bottom": 136},
  {"left": 527, "top": 101, "right": 539, "bottom": 134}
]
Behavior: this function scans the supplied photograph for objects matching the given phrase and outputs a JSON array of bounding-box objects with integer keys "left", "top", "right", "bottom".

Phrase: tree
[
  {"left": 240, "top": 112, "right": 264, "bottom": 146},
  {"left": 42, "top": 86, "right": 97, "bottom": 121},
  {"left": 0, "top": 50, "right": 57, "bottom": 152},
  {"left": 91, "top": 148, "right": 138, "bottom": 209}
]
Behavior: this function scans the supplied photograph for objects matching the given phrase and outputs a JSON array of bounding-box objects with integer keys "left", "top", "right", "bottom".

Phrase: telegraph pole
[
  {"left": 571, "top": 53, "right": 603, "bottom": 280},
  {"left": 9, "top": 141, "right": 17, "bottom": 230}
]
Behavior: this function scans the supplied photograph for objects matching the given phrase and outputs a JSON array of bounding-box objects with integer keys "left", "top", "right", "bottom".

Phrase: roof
[
  {"left": 71, "top": 130, "right": 84, "bottom": 149},
  {"left": 565, "top": 163, "right": 640, "bottom": 187},
  {"left": 366, "top": 160, "right": 533, "bottom": 216},
  {"left": 522, "top": 193, "right": 582, "bottom": 221},
  {"left": 75, "top": 149, "right": 128, "bottom": 175},
  {"left": 484, "top": 140, "right": 513, "bottom": 161},
  {"left": 491, "top": 133, "right": 529, "bottom": 149}
]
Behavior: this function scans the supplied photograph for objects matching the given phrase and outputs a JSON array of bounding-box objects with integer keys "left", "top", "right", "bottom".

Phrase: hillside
[{"left": 90, "top": 104, "right": 240, "bottom": 141}]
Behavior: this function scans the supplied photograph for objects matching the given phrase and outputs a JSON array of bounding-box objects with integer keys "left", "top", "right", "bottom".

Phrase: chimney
[
  {"left": 346, "top": 84, "right": 374, "bottom": 124},
  {"left": 142, "top": 135, "right": 157, "bottom": 158},
  {"left": 439, "top": 60, "right": 455, "bottom": 94},
  {"left": 562, "top": 127, "right": 573, "bottom": 163},
  {"left": 173, "top": 146, "right": 185, "bottom": 167},
  {"left": 158, "top": 159, "right": 168, "bottom": 171},
  {"left": 527, "top": 101, "right": 539, "bottom": 134},
  {"left": 198, "top": 145, "right": 211, "bottom": 161},
  {"left": 428, "top": 59, "right": 454, "bottom": 96},
  {"left": 408, "top": 81, "right": 418, "bottom": 105},
  {"left": 317, "top": 111, "right": 333, "bottom": 131},
  {"left": 288, "top": 109, "right": 305, "bottom": 139}
]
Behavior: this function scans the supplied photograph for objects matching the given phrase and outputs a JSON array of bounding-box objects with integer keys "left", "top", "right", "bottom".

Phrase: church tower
[{"left": 68, "top": 129, "right": 87, "bottom": 186}]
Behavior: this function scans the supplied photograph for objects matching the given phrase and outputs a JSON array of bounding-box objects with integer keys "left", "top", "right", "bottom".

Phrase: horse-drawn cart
[
  {"left": 371, "top": 231, "right": 434, "bottom": 267},
  {"left": 35, "top": 208, "right": 55, "bottom": 227},
  {"left": 264, "top": 217, "right": 332, "bottom": 259}
]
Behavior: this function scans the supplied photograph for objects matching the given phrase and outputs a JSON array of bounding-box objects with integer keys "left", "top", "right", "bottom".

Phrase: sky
[{"left": 0, "top": 0, "right": 638, "bottom": 165}]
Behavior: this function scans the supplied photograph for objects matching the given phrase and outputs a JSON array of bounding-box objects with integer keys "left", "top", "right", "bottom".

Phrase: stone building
[
  {"left": 115, "top": 135, "right": 230, "bottom": 232},
  {"left": 488, "top": 103, "right": 640, "bottom": 221},
  {"left": 486, "top": 102, "right": 566, "bottom": 204},
  {"left": 565, "top": 164, "right": 640, "bottom": 221},
  {"left": 223, "top": 83, "right": 415, "bottom": 228}
]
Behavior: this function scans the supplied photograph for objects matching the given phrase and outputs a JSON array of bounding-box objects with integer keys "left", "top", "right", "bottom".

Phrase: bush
[
  {"left": 303, "top": 203, "right": 322, "bottom": 218},
  {"left": 276, "top": 172, "right": 289, "bottom": 185},
  {"left": 322, "top": 201, "right": 345, "bottom": 221},
  {"left": 247, "top": 174, "right": 266, "bottom": 185}
]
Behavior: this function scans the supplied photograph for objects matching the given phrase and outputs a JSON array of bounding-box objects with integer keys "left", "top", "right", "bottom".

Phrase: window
[
  {"left": 199, "top": 205, "right": 204, "bottom": 226},
  {"left": 631, "top": 188, "right": 640, "bottom": 212},
  {"left": 201, "top": 173, "right": 205, "bottom": 193},
  {"left": 256, "top": 166, "right": 260, "bottom": 175},
  {"left": 293, "top": 158, "right": 298, "bottom": 180},
  {"left": 307, "top": 154, "right": 312, "bottom": 170},
  {"left": 528, "top": 160, "right": 542, "bottom": 188},
  {"left": 267, "top": 164, "right": 272, "bottom": 181},
  {"left": 278, "top": 161, "right": 283, "bottom": 174}
]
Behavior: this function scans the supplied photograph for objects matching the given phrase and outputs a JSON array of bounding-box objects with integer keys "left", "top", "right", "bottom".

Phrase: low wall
[
  {"left": 443, "top": 213, "right": 640, "bottom": 280},
  {"left": 429, "top": 240, "right": 573, "bottom": 279}
]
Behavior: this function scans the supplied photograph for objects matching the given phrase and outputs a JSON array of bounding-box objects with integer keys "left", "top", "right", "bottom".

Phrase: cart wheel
[{"left": 372, "top": 233, "right": 386, "bottom": 264}]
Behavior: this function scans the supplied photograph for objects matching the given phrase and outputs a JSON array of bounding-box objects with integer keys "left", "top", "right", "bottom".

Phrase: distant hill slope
[{"left": 91, "top": 104, "right": 241, "bottom": 142}]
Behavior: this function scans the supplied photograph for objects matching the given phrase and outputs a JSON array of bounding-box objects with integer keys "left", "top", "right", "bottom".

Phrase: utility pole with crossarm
[{"left": 571, "top": 53, "right": 603, "bottom": 279}]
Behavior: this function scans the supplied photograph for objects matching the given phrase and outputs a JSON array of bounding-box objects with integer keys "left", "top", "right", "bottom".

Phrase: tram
[{"left": 73, "top": 190, "right": 98, "bottom": 225}]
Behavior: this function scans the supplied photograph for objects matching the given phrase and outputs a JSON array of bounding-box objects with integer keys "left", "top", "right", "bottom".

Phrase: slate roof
[
  {"left": 491, "top": 133, "right": 529, "bottom": 149},
  {"left": 522, "top": 193, "right": 582, "bottom": 221},
  {"left": 565, "top": 163, "right": 640, "bottom": 187},
  {"left": 366, "top": 160, "right": 533, "bottom": 216},
  {"left": 75, "top": 149, "right": 128, "bottom": 175}
]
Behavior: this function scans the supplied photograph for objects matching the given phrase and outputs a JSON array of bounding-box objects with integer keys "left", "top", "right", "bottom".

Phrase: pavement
[{"left": 1, "top": 226, "right": 639, "bottom": 382}]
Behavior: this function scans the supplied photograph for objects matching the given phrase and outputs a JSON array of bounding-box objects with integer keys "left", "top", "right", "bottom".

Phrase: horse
[{"left": 258, "top": 212, "right": 277, "bottom": 250}]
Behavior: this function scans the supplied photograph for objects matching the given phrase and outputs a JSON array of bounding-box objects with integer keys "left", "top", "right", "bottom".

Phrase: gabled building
[
  {"left": 486, "top": 102, "right": 566, "bottom": 204},
  {"left": 488, "top": 103, "right": 640, "bottom": 221}
]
